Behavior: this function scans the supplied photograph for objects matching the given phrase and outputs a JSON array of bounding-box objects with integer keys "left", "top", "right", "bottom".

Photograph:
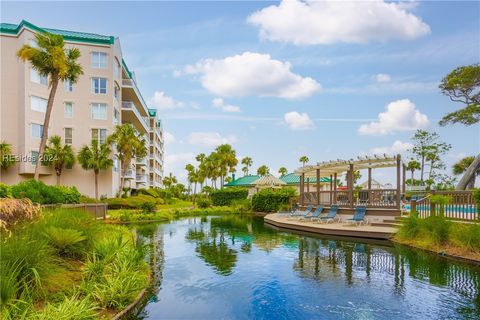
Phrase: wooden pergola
[{"left": 294, "top": 154, "right": 406, "bottom": 210}]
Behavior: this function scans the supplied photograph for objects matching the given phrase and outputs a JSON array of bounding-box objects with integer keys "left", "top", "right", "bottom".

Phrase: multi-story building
[{"left": 0, "top": 20, "right": 164, "bottom": 197}]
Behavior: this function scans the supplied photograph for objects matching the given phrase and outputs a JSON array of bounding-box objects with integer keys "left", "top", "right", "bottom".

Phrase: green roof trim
[
  {"left": 224, "top": 173, "right": 331, "bottom": 187},
  {"left": 148, "top": 109, "right": 157, "bottom": 117},
  {"left": 122, "top": 59, "right": 133, "bottom": 79},
  {"left": 0, "top": 20, "right": 114, "bottom": 45},
  {"left": 224, "top": 175, "right": 261, "bottom": 187},
  {"left": 280, "top": 173, "right": 331, "bottom": 184}
]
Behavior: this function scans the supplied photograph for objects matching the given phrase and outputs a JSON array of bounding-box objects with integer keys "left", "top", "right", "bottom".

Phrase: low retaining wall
[{"left": 41, "top": 203, "right": 108, "bottom": 219}]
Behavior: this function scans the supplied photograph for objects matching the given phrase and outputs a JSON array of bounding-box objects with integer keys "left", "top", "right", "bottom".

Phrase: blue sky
[{"left": 2, "top": 1, "right": 479, "bottom": 184}]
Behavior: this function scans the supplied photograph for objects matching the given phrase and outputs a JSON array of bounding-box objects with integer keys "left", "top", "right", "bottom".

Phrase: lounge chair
[
  {"left": 299, "top": 205, "right": 324, "bottom": 221},
  {"left": 287, "top": 205, "right": 313, "bottom": 220},
  {"left": 344, "top": 206, "right": 368, "bottom": 226},
  {"left": 314, "top": 205, "right": 339, "bottom": 223}
]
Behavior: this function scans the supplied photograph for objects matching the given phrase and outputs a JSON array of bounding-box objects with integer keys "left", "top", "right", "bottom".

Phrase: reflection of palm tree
[{"left": 196, "top": 237, "right": 237, "bottom": 276}]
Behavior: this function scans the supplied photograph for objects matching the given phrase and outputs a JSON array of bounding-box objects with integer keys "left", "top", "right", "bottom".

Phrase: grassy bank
[
  {"left": 0, "top": 207, "right": 149, "bottom": 319},
  {"left": 394, "top": 214, "right": 480, "bottom": 262}
]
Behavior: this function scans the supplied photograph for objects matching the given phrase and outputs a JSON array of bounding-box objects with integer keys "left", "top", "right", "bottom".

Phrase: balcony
[
  {"left": 136, "top": 157, "right": 147, "bottom": 167},
  {"left": 121, "top": 78, "right": 149, "bottom": 115},
  {"left": 121, "top": 101, "right": 149, "bottom": 133},
  {"left": 136, "top": 174, "right": 147, "bottom": 183},
  {"left": 122, "top": 169, "right": 135, "bottom": 179}
]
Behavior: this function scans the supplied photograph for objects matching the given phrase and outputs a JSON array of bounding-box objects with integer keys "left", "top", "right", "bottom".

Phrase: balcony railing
[
  {"left": 301, "top": 189, "right": 399, "bottom": 209},
  {"left": 136, "top": 174, "right": 147, "bottom": 183},
  {"left": 122, "top": 101, "right": 149, "bottom": 132},
  {"left": 136, "top": 157, "right": 147, "bottom": 166},
  {"left": 122, "top": 169, "right": 135, "bottom": 179}
]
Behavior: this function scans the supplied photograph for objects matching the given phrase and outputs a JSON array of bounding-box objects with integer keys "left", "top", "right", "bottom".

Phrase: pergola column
[
  {"left": 329, "top": 174, "right": 333, "bottom": 205},
  {"left": 402, "top": 164, "right": 406, "bottom": 194},
  {"left": 300, "top": 173, "right": 305, "bottom": 206},
  {"left": 348, "top": 163, "right": 354, "bottom": 208},
  {"left": 368, "top": 167, "right": 372, "bottom": 205},
  {"left": 396, "top": 154, "right": 401, "bottom": 210},
  {"left": 316, "top": 169, "right": 320, "bottom": 205},
  {"left": 333, "top": 173, "right": 337, "bottom": 205}
]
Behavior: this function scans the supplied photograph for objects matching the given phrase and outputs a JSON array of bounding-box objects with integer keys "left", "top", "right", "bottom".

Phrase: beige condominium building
[{"left": 0, "top": 20, "right": 164, "bottom": 198}]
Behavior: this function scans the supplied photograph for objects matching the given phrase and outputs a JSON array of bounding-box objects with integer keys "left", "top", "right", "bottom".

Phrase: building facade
[{"left": 0, "top": 20, "right": 164, "bottom": 197}]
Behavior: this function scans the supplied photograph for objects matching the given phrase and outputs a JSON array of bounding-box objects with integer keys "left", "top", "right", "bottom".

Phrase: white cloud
[
  {"left": 212, "top": 98, "right": 240, "bottom": 113},
  {"left": 164, "top": 153, "right": 196, "bottom": 180},
  {"left": 148, "top": 91, "right": 184, "bottom": 111},
  {"left": 375, "top": 73, "right": 391, "bottom": 83},
  {"left": 164, "top": 131, "right": 176, "bottom": 145},
  {"left": 247, "top": 0, "right": 430, "bottom": 45},
  {"left": 284, "top": 111, "right": 315, "bottom": 130},
  {"left": 358, "top": 99, "right": 429, "bottom": 135},
  {"left": 187, "top": 132, "right": 237, "bottom": 147},
  {"left": 184, "top": 52, "right": 320, "bottom": 99},
  {"left": 370, "top": 140, "right": 413, "bottom": 155}
]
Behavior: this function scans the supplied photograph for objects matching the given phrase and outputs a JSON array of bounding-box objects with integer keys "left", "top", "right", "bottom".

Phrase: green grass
[{"left": 0, "top": 208, "right": 149, "bottom": 319}]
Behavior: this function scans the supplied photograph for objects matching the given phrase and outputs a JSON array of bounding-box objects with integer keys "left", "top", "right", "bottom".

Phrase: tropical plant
[
  {"left": 407, "top": 159, "right": 421, "bottom": 185},
  {"left": 257, "top": 165, "right": 270, "bottom": 176},
  {"left": 0, "top": 198, "right": 40, "bottom": 233},
  {"left": 453, "top": 156, "right": 479, "bottom": 189},
  {"left": 278, "top": 167, "right": 288, "bottom": 177},
  {"left": 42, "top": 135, "right": 75, "bottom": 185},
  {"left": 299, "top": 156, "right": 309, "bottom": 167},
  {"left": 31, "top": 294, "right": 98, "bottom": 320},
  {"left": 43, "top": 227, "right": 86, "bottom": 256},
  {"left": 215, "top": 144, "right": 238, "bottom": 188},
  {"left": 108, "top": 124, "right": 147, "bottom": 195},
  {"left": 0, "top": 140, "right": 14, "bottom": 169},
  {"left": 241, "top": 157, "right": 253, "bottom": 175},
  {"left": 77, "top": 140, "right": 113, "bottom": 200},
  {"left": 162, "top": 173, "right": 177, "bottom": 188},
  {"left": 17, "top": 32, "right": 83, "bottom": 180}
]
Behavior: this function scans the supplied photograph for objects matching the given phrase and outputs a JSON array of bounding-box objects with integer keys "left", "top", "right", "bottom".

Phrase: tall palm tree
[
  {"left": 407, "top": 159, "right": 421, "bottom": 185},
  {"left": 42, "top": 135, "right": 75, "bottom": 185},
  {"left": 0, "top": 141, "right": 14, "bottom": 170},
  {"left": 17, "top": 32, "right": 83, "bottom": 180},
  {"left": 278, "top": 167, "right": 288, "bottom": 177},
  {"left": 257, "top": 165, "right": 270, "bottom": 176},
  {"left": 78, "top": 140, "right": 113, "bottom": 200},
  {"left": 241, "top": 157, "right": 253, "bottom": 175},
  {"left": 215, "top": 144, "right": 238, "bottom": 188},
  {"left": 299, "top": 156, "right": 309, "bottom": 167},
  {"left": 163, "top": 173, "right": 177, "bottom": 188},
  {"left": 453, "top": 156, "right": 479, "bottom": 189},
  {"left": 108, "top": 124, "right": 147, "bottom": 195}
]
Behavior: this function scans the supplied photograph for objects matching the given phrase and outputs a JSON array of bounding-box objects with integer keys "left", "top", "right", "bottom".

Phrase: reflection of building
[{"left": 0, "top": 20, "right": 164, "bottom": 197}]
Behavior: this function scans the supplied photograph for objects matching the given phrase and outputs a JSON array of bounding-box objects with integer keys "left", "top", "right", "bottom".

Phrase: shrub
[
  {"left": 425, "top": 216, "right": 451, "bottom": 244},
  {"left": 11, "top": 179, "right": 64, "bottom": 204},
  {"left": 106, "top": 195, "right": 159, "bottom": 210},
  {"left": 54, "top": 186, "right": 81, "bottom": 204},
  {"left": 0, "top": 198, "right": 41, "bottom": 233},
  {"left": 137, "top": 188, "right": 160, "bottom": 198},
  {"left": 252, "top": 188, "right": 297, "bottom": 212},
  {"left": 140, "top": 201, "right": 156, "bottom": 214},
  {"left": 197, "top": 197, "right": 212, "bottom": 209},
  {"left": 0, "top": 183, "right": 10, "bottom": 198},
  {"left": 43, "top": 227, "right": 87, "bottom": 257},
  {"left": 398, "top": 213, "right": 421, "bottom": 239},
  {"left": 210, "top": 188, "right": 248, "bottom": 206},
  {"left": 473, "top": 188, "right": 480, "bottom": 208},
  {"left": 79, "top": 196, "right": 98, "bottom": 203},
  {"left": 231, "top": 199, "right": 252, "bottom": 214},
  {"left": 451, "top": 223, "right": 480, "bottom": 251},
  {"left": 31, "top": 294, "right": 98, "bottom": 320}
]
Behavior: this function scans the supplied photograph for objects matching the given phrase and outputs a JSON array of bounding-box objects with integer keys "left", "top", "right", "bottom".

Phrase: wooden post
[
  {"left": 349, "top": 164, "right": 354, "bottom": 209},
  {"left": 333, "top": 173, "right": 337, "bottom": 205},
  {"left": 316, "top": 169, "right": 320, "bottom": 205},
  {"left": 402, "top": 164, "right": 406, "bottom": 194},
  {"left": 307, "top": 177, "right": 310, "bottom": 193},
  {"left": 300, "top": 173, "right": 305, "bottom": 206},
  {"left": 368, "top": 167, "right": 372, "bottom": 205},
  {"left": 329, "top": 174, "right": 333, "bottom": 205},
  {"left": 396, "top": 154, "right": 401, "bottom": 210}
]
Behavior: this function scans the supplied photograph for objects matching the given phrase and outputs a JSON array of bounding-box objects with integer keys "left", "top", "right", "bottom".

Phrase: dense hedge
[
  {"left": 252, "top": 188, "right": 297, "bottom": 212},
  {"left": 473, "top": 188, "right": 480, "bottom": 207},
  {"left": 210, "top": 188, "right": 248, "bottom": 206},
  {"left": 0, "top": 183, "right": 9, "bottom": 198},
  {"left": 105, "top": 194, "right": 163, "bottom": 209},
  {"left": 8, "top": 179, "right": 81, "bottom": 204}
]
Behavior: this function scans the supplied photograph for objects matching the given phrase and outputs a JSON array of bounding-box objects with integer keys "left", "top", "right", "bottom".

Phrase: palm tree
[
  {"left": 42, "top": 135, "right": 75, "bottom": 185},
  {"left": 241, "top": 157, "right": 253, "bottom": 175},
  {"left": 77, "top": 140, "right": 113, "bottom": 200},
  {"left": 163, "top": 173, "right": 177, "bottom": 188},
  {"left": 299, "top": 156, "right": 309, "bottom": 167},
  {"left": 215, "top": 144, "right": 238, "bottom": 188},
  {"left": 278, "top": 167, "right": 288, "bottom": 177},
  {"left": 407, "top": 159, "right": 421, "bottom": 185},
  {"left": 257, "top": 165, "right": 270, "bottom": 176},
  {"left": 17, "top": 32, "right": 83, "bottom": 180},
  {"left": 0, "top": 141, "right": 14, "bottom": 170},
  {"left": 453, "top": 156, "right": 479, "bottom": 189},
  {"left": 108, "top": 124, "right": 147, "bottom": 195}
]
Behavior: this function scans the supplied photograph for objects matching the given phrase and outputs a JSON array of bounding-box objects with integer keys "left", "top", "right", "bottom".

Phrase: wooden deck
[{"left": 264, "top": 213, "right": 398, "bottom": 240}]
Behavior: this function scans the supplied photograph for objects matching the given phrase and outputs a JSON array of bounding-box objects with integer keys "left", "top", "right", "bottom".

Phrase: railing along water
[
  {"left": 411, "top": 191, "right": 478, "bottom": 221},
  {"left": 302, "top": 189, "right": 399, "bottom": 209}
]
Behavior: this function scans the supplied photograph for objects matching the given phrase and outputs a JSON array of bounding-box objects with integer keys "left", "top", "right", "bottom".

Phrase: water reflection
[{"left": 131, "top": 215, "right": 480, "bottom": 320}]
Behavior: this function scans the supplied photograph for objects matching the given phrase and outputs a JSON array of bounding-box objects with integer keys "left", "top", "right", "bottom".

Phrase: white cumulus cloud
[
  {"left": 164, "top": 153, "right": 196, "bottom": 181},
  {"left": 248, "top": 0, "right": 430, "bottom": 45},
  {"left": 370, "top": 140, "right": 413, "bottom": 155},
  {"left": 184, "top": 52, "right": 320, "bottom": 99},
  {"left": 212, "top": 98, "right": 241, "bottom": 113},
  {"left": 187, "top": 132, "right": 237, "bottom": 147},
  {"left": 375, "top": 73, "right": 391, "bottom": 83},
  {"left": 284, "top": 111, "right": 315, "bottom": 130},
  {"left": 358, "top": 99, "right": 429, "bottom": 135},
  {"left": 148, "top": 91, "right": 184, "bottom": 111},
  {"left": 163, "top": 131, "right": 176, "bottom": 145}
]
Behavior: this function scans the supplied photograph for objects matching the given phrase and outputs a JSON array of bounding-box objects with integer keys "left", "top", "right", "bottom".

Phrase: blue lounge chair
[
  {"left": 344, "top": 206, "right": 368, "bottom": 225},
  {"left": 299, "top": 205, "right": 324, "bottom": 221},
  {"left": 288, "top": 205, "right": 313, "bottom": 220},
  {"left": 314, "top": 205, "right": 339, "bottom": 223}
]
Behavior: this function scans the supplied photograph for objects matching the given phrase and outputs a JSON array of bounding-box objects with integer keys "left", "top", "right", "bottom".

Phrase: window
[
  {"left": 64, "top": 127, "right": 73, "bottom": 144},
  {"left": 91, "top": 52, "right": 107, "bottom": 69},
  {"left": 91, "top": 77, "right": 107, "bottom": 94},
  {"left": 113, "top": 108, "right": 120, "bottom": 125},
  {"left": 64, "top": 102, "right": 73, "bottom": 118},
  {"left": 31, "top": 151, "right": 39, "bottom": 164},
  {"left": 91, "top": 129, "right": 107, "bottom": 144},
  {"left": 91, "top": 103, "right": 107, "bottom": 120},
  {"left": 30, "top": 69, "right": 48, "bottom": 85},
  {"left": 31, "top": 123, "right": 44, "bottom": 139},
  {"left": 114, "top": 58, "right": 121, "bottom": 78},
  {"left": 113, "top": 157, "right": 118, "bottom": 172},
  {"left": 30, "top": 96, "right": 47, "bottom": 112},
  {"left": 65, "top": 80, "right": 73, "bottom": 92}
]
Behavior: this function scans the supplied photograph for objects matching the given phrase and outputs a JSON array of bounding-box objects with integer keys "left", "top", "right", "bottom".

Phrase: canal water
[{"left": 130, "top": 215, "right": 480, "bottom": 320}]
